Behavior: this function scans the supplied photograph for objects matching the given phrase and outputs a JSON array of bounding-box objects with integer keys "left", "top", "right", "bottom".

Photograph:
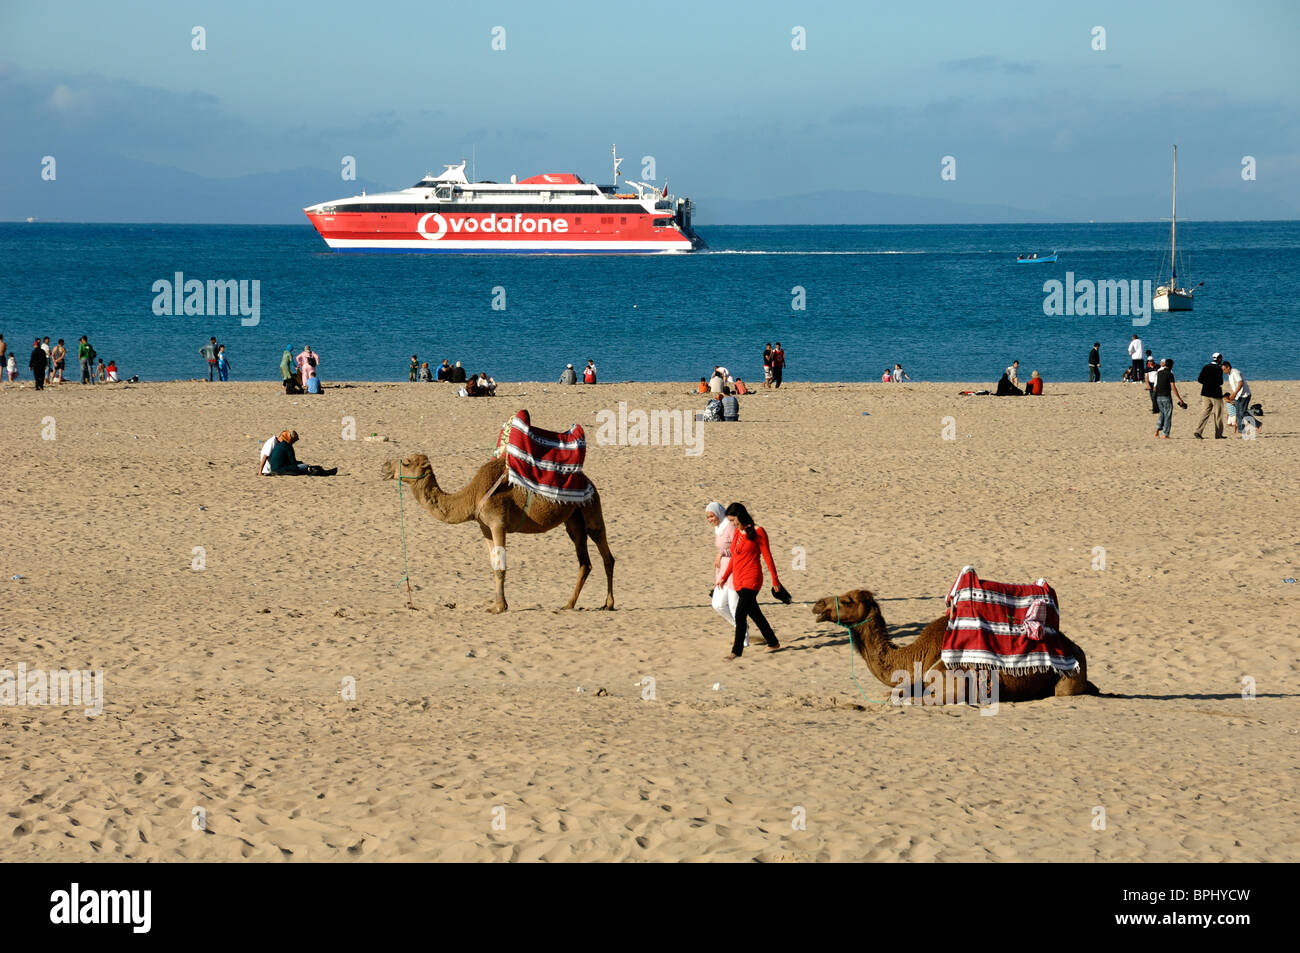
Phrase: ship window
[
  {"left": 435, "top": 187, "right": 450, "bottom": 199},
  {"left": 575, "top": 217, "right": 581, "bottom": 224},
  {"left": 620, "top": 217, "right": 626, "bottom": 224}
]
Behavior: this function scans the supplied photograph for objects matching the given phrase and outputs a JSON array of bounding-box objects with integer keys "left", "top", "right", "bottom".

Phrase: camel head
[
  {"left": 380, "top": 453, "right": 434, "bottom": 483},
  {"left": 812, "top": 589, "right": 879, "bottom": 627}
]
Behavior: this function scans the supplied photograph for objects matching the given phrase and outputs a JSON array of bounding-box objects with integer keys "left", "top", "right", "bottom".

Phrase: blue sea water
[{"left": 2, "top": 221, "right": 1297, "bottom": 384}]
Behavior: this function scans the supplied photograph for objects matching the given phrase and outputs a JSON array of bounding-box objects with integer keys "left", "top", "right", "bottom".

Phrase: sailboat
[{"left": 1153, "top": 145, "right": 1198, "bottom": 312}]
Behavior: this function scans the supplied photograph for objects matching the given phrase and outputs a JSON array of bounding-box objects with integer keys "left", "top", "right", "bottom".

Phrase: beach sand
[{"left": 1, "top": 378, "right": 1297, "bottom": 862}]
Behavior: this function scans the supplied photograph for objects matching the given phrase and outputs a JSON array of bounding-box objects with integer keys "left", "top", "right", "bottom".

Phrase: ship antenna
[
  {"left": 472, "top": 144, "right": 476, "bottom": 183},
  {"left": 612, "top": 144, "right": 623, "bottom": 186}
]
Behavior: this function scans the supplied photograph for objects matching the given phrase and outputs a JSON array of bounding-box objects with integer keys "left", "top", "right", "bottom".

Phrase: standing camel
[{"left": 380, "top": 453, "right": 614, "bottom": 613}]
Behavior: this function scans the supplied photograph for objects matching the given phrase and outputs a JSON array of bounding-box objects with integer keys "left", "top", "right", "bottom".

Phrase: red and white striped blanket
[
  {"left": 503, "top": 410, "right": 594, "bottom": 505},
  {"left": 941, "top": 566, "right": 1080, "bottom": 675}
]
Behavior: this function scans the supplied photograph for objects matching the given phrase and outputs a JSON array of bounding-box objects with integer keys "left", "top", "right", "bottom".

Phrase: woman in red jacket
[{"left": 717, "top": 503, "right": 792, "bottom": 659}]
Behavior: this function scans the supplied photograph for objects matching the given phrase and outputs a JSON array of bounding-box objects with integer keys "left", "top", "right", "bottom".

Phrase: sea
[{"left": 2, "top": 221, "right": 1297, "bottom": 384}]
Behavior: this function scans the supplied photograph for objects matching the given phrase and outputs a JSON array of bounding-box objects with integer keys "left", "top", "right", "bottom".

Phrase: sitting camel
[
  {"left": 380, "top": 454, "right": 614, "bottom": 613},
  {"left": 812, "top": 589, "right": 1099, "bottom": 702}
]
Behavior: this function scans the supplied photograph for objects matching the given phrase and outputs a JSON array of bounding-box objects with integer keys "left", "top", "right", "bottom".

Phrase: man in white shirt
[
  {"left": 1006, "top": 360, "right": 1020, "bottom": 387},
  {"left": 1222, "top": 361, "right": 1260, "bottom": 436},
  {"left": 1127, "top": 335, "right": 1144, "bottom": 382},
  {"left": 258, "top": 434, "right": 279, "bottom": 475}
]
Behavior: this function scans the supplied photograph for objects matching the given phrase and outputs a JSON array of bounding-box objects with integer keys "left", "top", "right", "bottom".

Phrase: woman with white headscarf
[{"left": 705, "top": 502, "right": 741, "bottom": 634}]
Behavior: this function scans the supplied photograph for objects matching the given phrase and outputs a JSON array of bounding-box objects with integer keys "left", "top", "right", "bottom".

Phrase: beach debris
[
  {"left": 575, "top": 686, "right": 587, "bottom": 693},
  {"left": 861, "top": 411, "right": 870, "bottom": 415},
  {"left": 198, "top": 505, "right": 206, "bottom": 511},
  {"left": 595, "top": 687, "right": 609, "bottom": 696},
  {"left": 465, "top": 650, "right": 476, "bottom": 658},
  {"left": 364, "top": 434, "right": 389, "bottom": 442},
  {"left": 10, "top": 575, "right": 22, "bottom": 581},
  {"left": 1285, "top": 578, "right": 1296, "bottom": 584},
  {"left": 712, "top": 682, "right": 722, "bottom": 691}
]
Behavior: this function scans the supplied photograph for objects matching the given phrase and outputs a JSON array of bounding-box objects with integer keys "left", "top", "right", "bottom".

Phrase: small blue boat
[{"left": 1016, "top": 250, "right": 1058, "bottom": 263}]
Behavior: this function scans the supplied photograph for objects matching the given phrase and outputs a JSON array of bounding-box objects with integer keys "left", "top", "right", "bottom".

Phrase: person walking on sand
[
  {"left": 1145, "top": 357, "right": 1160, "bottom": 414},
  {"left": 1222, "top": 361, "right": 1260, "bottom": 437},
  {"left": 1193, "top": 353, "right": 1227, "bottom": 440},
  {"left": 29, "top": 339, "right": 48, "bottom": 391},
  {"left": 217, "top": 345, "right": 231, "bottom": 382},
  {"left": 1153, "top": 359, "right": 1186, "bottom": 439},
  {"left": 770, "top": 343, "right": 785, "bottom": 388},
  {"left": 717, "top": 503, "right": 792, "bottom": 660},
  {"left": 200, "top": 336, "right": 218, "bottom": 381},
  {"left": 1127, "top": 334, "right": 1144, "bottom": 383},
  {"left": 705, "top": 502, "right": 742, "bottom": 634},
  {"left": 1088, "top": 342, "right": 1101, "bottom": 382},
  {"left": 892, "top": 363, "right": 911, "bottom": 383}
]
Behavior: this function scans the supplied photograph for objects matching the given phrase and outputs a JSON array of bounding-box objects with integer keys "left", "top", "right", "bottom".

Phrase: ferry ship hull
[{"left": 305, "top": 208, "right": 697, "bottom": 253}]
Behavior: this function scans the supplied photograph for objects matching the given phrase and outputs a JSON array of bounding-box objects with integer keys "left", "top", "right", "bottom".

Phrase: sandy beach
[{"left": 1, "top": 378, "right": 1296, "bottom": 862}]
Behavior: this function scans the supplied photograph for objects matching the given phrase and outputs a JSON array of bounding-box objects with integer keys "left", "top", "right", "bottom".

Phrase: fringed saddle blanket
[
  {"left": 941, "top": 565, "right": 1080, "bottom": 675},
  {"left": 500, "top": 410, "right": 594, "bottom": 505}
]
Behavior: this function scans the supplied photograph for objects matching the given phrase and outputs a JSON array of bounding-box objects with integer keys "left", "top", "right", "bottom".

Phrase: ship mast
[
  {"left": 611, "top": 144, "right": 623, "bottom": 188},
  {"left": 1170, "top": 144, "right": 1177, "bottom": 286}
]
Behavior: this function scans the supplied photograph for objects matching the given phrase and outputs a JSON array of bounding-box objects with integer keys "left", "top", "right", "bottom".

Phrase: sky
[{"left": 2, "top": 0, "right": 1298, "bottom": 221}]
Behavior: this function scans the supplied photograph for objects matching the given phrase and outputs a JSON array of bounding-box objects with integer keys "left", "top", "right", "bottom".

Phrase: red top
[{"left": 719, "top": 526, "right": 780, "bottom": 591}]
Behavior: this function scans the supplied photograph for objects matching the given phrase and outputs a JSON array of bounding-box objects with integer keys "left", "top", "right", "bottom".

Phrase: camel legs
[
  {"left": 585, "top": 499, "right": 615, "bottom": 610},
  {"left": 562, "top": 512, "right": 593, "bottom": 610},
  {"left": 480, "top": 523, "right": 508, "bottom": 613},
  {"left": 1055, "top": 641, "right": 1099, "bottom": 696}
]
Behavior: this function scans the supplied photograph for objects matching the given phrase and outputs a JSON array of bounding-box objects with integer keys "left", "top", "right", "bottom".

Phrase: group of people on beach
[
  {"left": 1, "top": 333, "right": 127, "bottom": 388},
  {"left": 557, "top": 360, "right": 598, "bottom": 384},
  {"left": 256, "top": 430, "right": 337, "bottom": 476},
  {"left": 882, "top": 363, "right": 912, "bottom": 383},
  {"left": 705, "top": 502, "right": 792, "bottom": 659},
  {"left": 1121, "top": 336, "right": 1261, "bottom": 439},
  {"left": 199, "top": 337, "right": 232, "bottom": 382},
  {"left": 996, "top": 359, "right": 1044, "bottom": 395},
  {"left": 761, "top": 343, "right": 786, "bottom": 388},
  {"left": 405, "top": 357, "right": 499, "bottom": 395},
  {"left": 277, "top": 344, "right": 322, "bottom": 394}
]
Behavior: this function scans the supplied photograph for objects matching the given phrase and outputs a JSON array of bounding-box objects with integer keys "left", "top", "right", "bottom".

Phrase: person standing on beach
[
  {"left": 717, "top": 503, "right": 791, "bottom": 660},
  {"left": 29, "top": 339, "right": 48, "bottom": 390},
  {"left": 50, "top": 339, "right": 66, "bottom": 383},
  {"left": 1153, "top": 359, "right": 1186, "bottom": 439},
  {"left": 297, "top": 345, "right": 320, "bottom": 388},
  {"left": 762, "top": 343, "right": 773, "bottom": 389},
  {"left": 1088, "top": 342, "right": 1101, "bottom": 382},
  {"left": 409, "top": 355, "right": 419, "bottom": 382},
  {"left": 78, "top": 336, "right": 95, "bottom": 384},
  {"left": 216, "top": 345, "right": 231, "bottom": 381},
  {"left": 705, "top": 502, "right": 742, "bottom": 633},
  {"left": 41, "top": 337, "right": 52, "bottom": 385},
  {"left": 279, "top": 345, "right": 294, "bottom": 383},
  {"left": 1128, "top": 335, "right": 1144, "bottom": 383},
  {"left": 1005, "top": 360, "right": 1021, "bottom": 388},
  {"left": 892, "top": 363, "right": 911, "bottom": 382},
  {"left": 200, "top": 337, "right": 218, "bottom": 381},
  {"left": 770, "top": 343, "right": 785, "bottom": 388},
  {"left": 1222, "top": 361, "right": 1261, "bottom": 437},
  {"left": 0, "top": 335, "right": 7, "bottom": 376},
  {"left": 1193, "top": 353, "right": 1226, "bottom": 439}
]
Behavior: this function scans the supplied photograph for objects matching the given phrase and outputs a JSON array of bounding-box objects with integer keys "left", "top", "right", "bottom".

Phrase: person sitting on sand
[
  {"left": 437, "top": 360, "right": 451, "bottom": 382},
  {"left": 560, "top": 364, "right": 578, "bottom": 385},
  {"left": 480, "top": 373, "right": 497, "bottom": 396},
  {"left": 306, "top": 369, "right": 322, "bottom": 394},
  {"left": 1005, "top": 360, "right": 1020, "bottom": 388},
  {"left": 105, "top": 360, "right": 119, "bottom": 383},
  {"left": 1024, "top": 370, "right": 1043, "bottom": 395},
  {"left": 419, "top": 361, "right": 432, "bottom": 382},
  {"left": 722, "top": 392, "right": 740, "bottom": 421},
  {"left": 709, "top": 368, "right": 725, "bottom": 395},
  {"left": 450, "top": 361, "right": 466, "bottom": 384},
  {"left": 703, "top": 394, "right": 723, "bottom": 422},
  {"left": 266, "top": 430, "right": 337, "bottom": 476},
  {"left": 996, "top": 371, "right": 1022, "bottom": 396},
  {"left": 696, "top": 376, "right": 708, "bottom": 394}
]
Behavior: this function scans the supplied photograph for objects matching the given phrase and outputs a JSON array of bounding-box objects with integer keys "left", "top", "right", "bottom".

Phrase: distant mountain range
[{"left": 2, "top": 152, "right": 1295, "bottom": 225}]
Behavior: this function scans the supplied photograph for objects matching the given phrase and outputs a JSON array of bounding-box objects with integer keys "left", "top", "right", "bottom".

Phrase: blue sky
[{"left": 3, "top": 0, "right": 1297, "bottom": 220}]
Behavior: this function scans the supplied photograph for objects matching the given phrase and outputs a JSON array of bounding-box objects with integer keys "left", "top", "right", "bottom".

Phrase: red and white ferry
[{"left": 304, "top": 147, "right": 703, "bottom": 253}]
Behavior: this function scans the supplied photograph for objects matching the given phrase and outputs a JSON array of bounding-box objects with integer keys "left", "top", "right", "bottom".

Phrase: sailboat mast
[{"left": 1170, "top": 145, "right": 1177, "bottom": 284}]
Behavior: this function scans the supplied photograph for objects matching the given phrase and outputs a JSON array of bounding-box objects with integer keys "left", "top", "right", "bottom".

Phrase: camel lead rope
[
  {"left": 396, "top": 461, "right": 415, "bottom": 609},
  {"left": 837, "top": 595, "right": 883, "bottom": 704}
]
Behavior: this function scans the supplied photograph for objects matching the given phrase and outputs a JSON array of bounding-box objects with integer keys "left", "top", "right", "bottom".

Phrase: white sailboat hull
[{"left": 1154, "top": 288, "right": 1194, "bottom": 312}]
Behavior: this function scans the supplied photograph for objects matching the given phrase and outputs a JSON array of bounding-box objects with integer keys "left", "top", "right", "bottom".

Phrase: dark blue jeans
[{"left": 1156, "top": 395, "right": 1173, "bottom": 435}]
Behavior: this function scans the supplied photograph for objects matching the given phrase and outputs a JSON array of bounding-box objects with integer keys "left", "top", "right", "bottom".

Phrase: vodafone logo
[
  {"left": 416, "top": 212, "right": 570, "bottom": 240},
  {"left": 417, "top": 212, "right": 447, "bottom": 241}
]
